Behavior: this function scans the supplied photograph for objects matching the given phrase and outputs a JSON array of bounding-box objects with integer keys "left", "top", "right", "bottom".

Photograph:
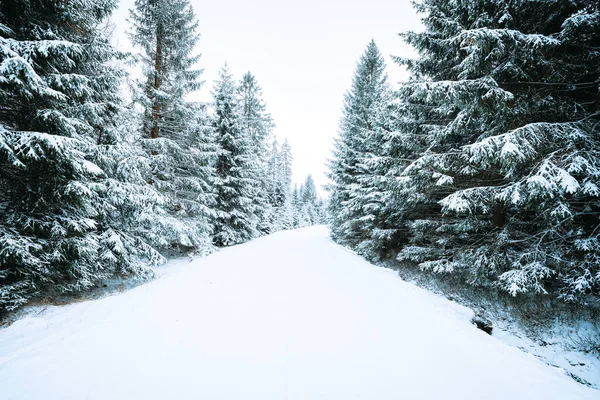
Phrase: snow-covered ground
[{"left": 0, "top": 226, "right": 597, "bottom": 399}]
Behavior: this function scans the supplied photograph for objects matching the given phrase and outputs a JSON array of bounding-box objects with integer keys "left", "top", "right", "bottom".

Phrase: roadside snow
[
  {"left": 0, "top": 226, "right": 597, "bottom": 399},
  {"left": 492, "top": 322, "right": 600, "bottom": 388}
]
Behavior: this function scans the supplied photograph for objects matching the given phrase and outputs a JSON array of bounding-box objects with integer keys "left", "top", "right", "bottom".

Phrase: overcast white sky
[{"left": 111, "top": 0, "right": 422, "bottom": 196}]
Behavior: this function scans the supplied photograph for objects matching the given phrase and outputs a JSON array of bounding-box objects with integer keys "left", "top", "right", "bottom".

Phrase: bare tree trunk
[{"left": 151, "top": 27, "right": 163, "bottom": 139}]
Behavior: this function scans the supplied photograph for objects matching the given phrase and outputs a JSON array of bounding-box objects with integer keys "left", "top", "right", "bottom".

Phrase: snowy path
[{"left": 0, "top": 226, "right": 597, "bottom": 399}]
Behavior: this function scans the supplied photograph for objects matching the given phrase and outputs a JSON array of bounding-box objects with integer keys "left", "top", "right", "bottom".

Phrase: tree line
[
  {"left": 0, "top": 0, "right": 325, "bottom": 313},
  {"left": 328, "top": 0, "right": 599, "bottom": 305}
]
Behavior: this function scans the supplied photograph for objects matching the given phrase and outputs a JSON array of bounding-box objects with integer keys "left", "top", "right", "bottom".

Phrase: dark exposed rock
[{"left": 471, "top": 315, "right": 493, "bottom": 335}]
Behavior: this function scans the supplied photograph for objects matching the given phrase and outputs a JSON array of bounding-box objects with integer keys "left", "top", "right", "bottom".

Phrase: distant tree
[
  {"left": 288, "top": 175, "right": 326, "bottom": 227},
  {"left": 280, "top": 139, "right": 293, "bottom": 188},
  {"left": 238, "top": 72, "right": 274, "bottom": 234},
  {"left": 238, "top": 72, "right": 273, "bottom": 152}
]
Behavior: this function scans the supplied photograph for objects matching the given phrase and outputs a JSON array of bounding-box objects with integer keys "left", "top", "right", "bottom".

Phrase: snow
[
  {"left": 0, "top": 226, "right": 597, "bottom": 400},
  {"left": 491, "top": 320, "right": 600, "bottom": 389}
]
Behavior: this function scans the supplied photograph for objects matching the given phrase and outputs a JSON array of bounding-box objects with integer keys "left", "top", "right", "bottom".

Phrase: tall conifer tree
[
  {"left": 0, "top": 0, "right": 142, "bottom": 311},
  {"left": 129, "top": 0, "right": 215, "bottom": 253},
  {"left": 328, "top": 41, "right": 394, "bottom": 254},
  {"left": 129, "top": 0, "right": 202, "bottom": 140},
  {"left": 238, "top": 72, "right": 274, "bottom": 234},
  {"left": 394, "top": 0, "right": 600, "bottom": 300},
  {"left": 212, "top": 65, "right": 259, "bottom": 246}
]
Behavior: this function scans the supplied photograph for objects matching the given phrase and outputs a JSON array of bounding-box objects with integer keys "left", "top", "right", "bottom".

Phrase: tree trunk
[
  {"left": 493, "top": 202, "right": 507, "bottom": 228},
  {"left": 151, "top": 28, "right": 163, "bottom": 139}
]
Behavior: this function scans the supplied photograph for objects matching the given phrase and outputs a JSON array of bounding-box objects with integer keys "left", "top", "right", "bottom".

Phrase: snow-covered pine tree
[
  {"left": 294, "top": 182, "right": 310, "bottom": 228},
  {"left": 212, "top": 65, "right": 260, "bottom": 246},
  {"left": 129, "top": 0, "right": 216, "bottom": 253},
  {"left": 239, "top": 72, "right": 273, "bottom": 153},
  {"left": 91, "top": 110, "right": 166, "bottom": 273},
  {"left": 238, "top": 72, "right": 274, "bottom": 234},
  {"left": 300, "top": 175, "right": 320, "bottom": 225},
  {"left": 142, "top": 105, "right": 217, "bottom": 254},
  {"left": 315, "top": 197, "right": 328, "bottom": 225},
  {"left": 280, "top": 139, "right": 293, "bottom": 188},
  {"left": 273, "top": 138, "right": 295, "bottom": 230},
  {"left": 291, "top": 175, "right": 325, "bottom": 228},
  {"left": 351, "top": 48, "right": 399, "bottom": 260},
  {"left": 395, "top": 0, "right": 600, "bottom": 301},
  {"left": 266, "top": 138, "right": 288, "bottom": 231},
  {"left": 0, "top": 0, "right": 149, "bottom": 312},
  {"left": 279, "top": 193, "right": 296, "bottom": 230},
  {"left": 290, "top": 185, "right": 302, "bottom": 228},
  {"left": 129, "top": 0, "right": 202, "bottom": 140},
  {"left": 327, "top": 41, "right": 395, "bottom": 255}
]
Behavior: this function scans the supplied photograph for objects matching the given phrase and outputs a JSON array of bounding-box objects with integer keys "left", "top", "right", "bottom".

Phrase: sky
[{"left": 110, "top": 0, "right": 423, "bottom": 196}]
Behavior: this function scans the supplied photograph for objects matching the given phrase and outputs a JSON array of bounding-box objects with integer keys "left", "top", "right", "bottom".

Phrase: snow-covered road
[{"left": 0, "top": 226, "right": 597, "bottom": 399}]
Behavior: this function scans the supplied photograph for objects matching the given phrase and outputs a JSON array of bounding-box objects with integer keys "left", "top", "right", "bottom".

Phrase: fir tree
[
  {"left": 238, "top": 72, "right": 273, "bottom": 153},
  {"left": 212, "top": 65, "right": 259, "bottom": 246},
  {"left": 328, "top": 40, "right": 395, "bottom": 256},
  {"left": 128, "top": 0, "right": 202, "bottom": 139},
  {"left": 394, "top": 0, "right": 600, "bottom": 301},
  {"left": 280, "top": 138, "right": 293, "bottom": 189},
  {"left": 238, "top": 72, "right": 274, "bottom": 234},
  {"left": 290, "top": 175, "right": 326, "bottom": 228},
  {"left": 300, "top": 175, "right": 320, "bottom": 225},
  {"left": 91, "top": 109, "right": 166, "bottom": 272},
  {"left": 129, "top": 0, "right": 215, "bottom": 253},
  {"left": 291, "top": 185, "right": 301, "bottom": 228},
  {"left": 0, "top": 0, "right": 142, "bottom": 312},
  {"left": 268, "top": 138, "right": 295, "bottom": 230},
  {"left": 266, "top": 138, "right": 286, "bottom": 231}
]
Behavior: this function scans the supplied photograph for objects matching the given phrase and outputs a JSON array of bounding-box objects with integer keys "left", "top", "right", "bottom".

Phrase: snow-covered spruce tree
[
  {"left": 290, "top": 185, "right": 302, "bottom": 228},
  {"left": 266, "top": 138, "right": 290, "bottom": 231},
  {"left": 271, "top": 138, "right": 295, "bottom": 230},
  {"left": 294, "top": 182, "right": 309, "bottom": 228},
  {"left": 299, "top": 175, "right": 321, "bottom": 225},
  {"left": 238, "top": 72, "right": 274, "bottom": 234},
  {"left": 279, "top": 139, "right": 296, "bottom": 228},
  {"left": 280, "top": 139, "right": 293, "bottom": 188},
  {"left": 239, "top": 72, "right": 273, "bottom": 154},
  {"left": 129, "top": 0, "right": 202, "bottom": 139},
  {"left": 395, "top": 0, "right": 600, "bottom": 301},
  {"left": 212, "top": 65, "right": 260, "bottom": 246},
  {"left": 327, "top": 40, "right": 396, "bottom": 256},
  {"left": 279, "top": 192, "right": 296, "bottom": 230},
  {"left": 129, "top": 0, "right": 216, "bottom": 253},
  {"left": 91, "top": 110, "right": 166, "bottom": 273},
  {"left": 141, "top": 106, "right": 217, "bottom": 254},
  {"left": 0, "top": 0, "right": 153, "bottom": 312},
  {"left": 292, "top": 175, "right": 326, "bottom": 228}
]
